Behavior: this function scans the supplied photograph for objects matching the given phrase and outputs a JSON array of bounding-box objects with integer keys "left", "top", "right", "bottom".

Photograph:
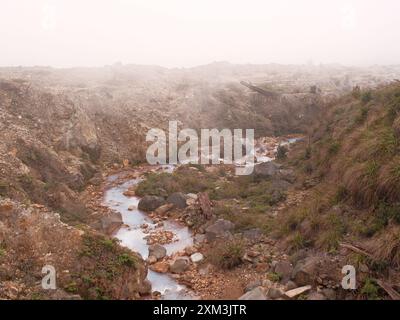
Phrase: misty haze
[{"left": 1, "top": 0, "right": 400, "bottom": 306}]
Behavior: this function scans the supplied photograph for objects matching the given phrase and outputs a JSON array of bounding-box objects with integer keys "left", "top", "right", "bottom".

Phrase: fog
[{"left": 1, "top": 0, "right": 400, "bottom": 68}]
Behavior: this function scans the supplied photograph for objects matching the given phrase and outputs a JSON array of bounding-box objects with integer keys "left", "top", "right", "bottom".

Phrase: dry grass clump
[
  {"left": 376, "top": 156, "right": 400, "bottom": 203},
  {"left": 343, "top": 161, "right": 379, "bottom": 208},
  {"left": 207, "top": 238, "right": 245, "bottom": 270},
  {"left": 368, "top": 225, "right": 400, "bottom": 268}
]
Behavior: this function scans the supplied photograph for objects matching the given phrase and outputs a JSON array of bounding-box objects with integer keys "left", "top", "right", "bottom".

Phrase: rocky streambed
[
  {"left": 103, "top": 166, "right": 197, "bottom": 299},
  {"left": 102, "top": 135, "right": 304, "bottom": 300}
]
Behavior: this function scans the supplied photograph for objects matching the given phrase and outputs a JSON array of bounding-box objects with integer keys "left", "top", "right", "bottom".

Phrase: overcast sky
[{"left": 1, "top": 0, "right": 400, "bottom": 68}]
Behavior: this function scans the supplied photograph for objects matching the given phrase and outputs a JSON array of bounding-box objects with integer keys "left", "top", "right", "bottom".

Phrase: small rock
[
  {"left": 190, "top": 253, "right": 204, "bottom": 263},
  {"left": 247, "top": 250, "right": 261, "bottom": 258},
  {"left": 127, "top": 205, "right": 135, "bottom": 211},
  {"left": 239, "top": 287, "right": 267, "bottom": 300},
  {"left": 285, "top": 285, "right": 312, "bottom": 299},
  {"left": 285, "top": 281, "right": 298, "bottom": 291},
  {"left": 268, "top": 287, "right": 284, "bottom": 299},
  {"left": 186, "top": 193, "right": 198, "bottom": 200},
  {"left": 148, "top": 244, "right": 167, "bottom": 260},
  {"left": 170, "top": 257, "right": 190, "bottom": 274},
  {"left": 185, "top": 246, "right": 198, "bottom": 256},
  {"left": 147, "top": 256, "right": 157, "bottom": 264},
  {"left": 262, "top": 279, "right": 273, "bottom": 288},
  {"left": 245, "top": 280, "right": 262, "bottom": 292},
  {"left": 150, "top": 261, "right": 169, "bottom": 273},
  {"left": 307, "top": 292, "right": 326, "bottom": 300},
  {"left": 155, "top": 203, "right": 174, "bottom": 215},
  {"left": 242, "top": 253, "right": 254, "bottom": 263},
  {"left": 321, "top": 288, "right": 336, "bottom": 300},
  {"left": 123, "top": 190, "right": 136, "bottom": 197}
]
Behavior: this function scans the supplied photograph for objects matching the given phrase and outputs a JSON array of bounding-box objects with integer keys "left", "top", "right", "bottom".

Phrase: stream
[
  {"left": 103, "top": 137, "right": 303, "bottom": 300},
  {"left": 104, "top": 166, "right": 196, "bottom": 300}
]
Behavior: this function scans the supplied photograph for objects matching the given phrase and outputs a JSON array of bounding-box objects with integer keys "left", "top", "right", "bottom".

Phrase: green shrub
[
  {"left": 117, "top": 253, "right": 136, "bottom": 267},
  {"left": 290, "top": 232, "right": 308, "bottom": 251},
  {"left": 64, "top": 282, "right": 78, "bottom": 293},
  {"left": 276, "top": 145, "right": 288, "bottom": 160},
  {"left": 268, "top": 272, "right": 282, "bottom": 282},
  {"left": 361, "top": 278, "right": 380, "bottom": 300}
]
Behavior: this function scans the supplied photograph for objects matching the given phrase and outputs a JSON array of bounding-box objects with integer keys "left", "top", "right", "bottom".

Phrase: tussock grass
[
  {"left": 368, "top": 225, "right": 400, "bottom": 268},
  {"left": 207, "top": 238, "right": 245, "bottom": 270}
]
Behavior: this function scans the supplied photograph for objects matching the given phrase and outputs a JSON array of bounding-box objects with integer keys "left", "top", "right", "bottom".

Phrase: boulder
[
  {"left": 205, "top": 219, "right": 235, "bottom": 242},
  {"left": 150, "top": 261, "right": 169, "bottom": 273},
  {"left": 284, "top": 281, "right": 298, "bottom": 291},
  {"left": 291, "top": 257, "right": 319, "bottom": 286},
  {"left": 279, "top": 169, "right": 296, "bottom": 183},
  {"left": 274, "top": 261, "right": 293, "bottom": 284},
  {"left": 254, "top": 162, "right": 281, "bottom": 179},
  {"left": 148, "top": 244, "right": 167, "bottom": 260},
  {"left": 170, "top": 257, "right": 190, "bottom": 274},
  {"left": 154, "top": 203, "right": 174, "bottom": 215},
  {"left": 138, "top": 196, "right": 166, "bottom": 212},
  {"left": 100, "top": 211, "right": 123, "bottom": 235},
  {"left": 267, "top": 287, "right": 284, "bottom": 299},
  {"left": 167, "top": 192, "right": 187, "bottom": 209},
  {"left": 239, "top": 287, "right": 267, "bottom": 300},
  {"left": 190, "top": 253, "right": 204, "bottom": 264},
  {"left": 242, "top": 228, "right": 263, "bottom": 242},
  {"left": 147, "top": 256, "right": 157, "bottom": 264}
]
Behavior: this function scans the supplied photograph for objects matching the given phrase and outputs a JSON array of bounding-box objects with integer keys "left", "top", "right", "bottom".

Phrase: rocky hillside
[
  {"left": 274, "top": 82, "right": 400, "bottom": 298},
  {"left": 0, "top": 64, "right": 398, "bottom": 300},
  {"left": 0, "top": 199, "right": 149, "bottom": 299},
  {"left": 128, "top": 82, "right": 400, "bottom": 300}
]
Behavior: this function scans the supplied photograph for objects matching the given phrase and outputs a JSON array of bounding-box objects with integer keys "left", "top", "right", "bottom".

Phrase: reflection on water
[{"left": 103, "top": 172, "right": 195, "bottom": 300}]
